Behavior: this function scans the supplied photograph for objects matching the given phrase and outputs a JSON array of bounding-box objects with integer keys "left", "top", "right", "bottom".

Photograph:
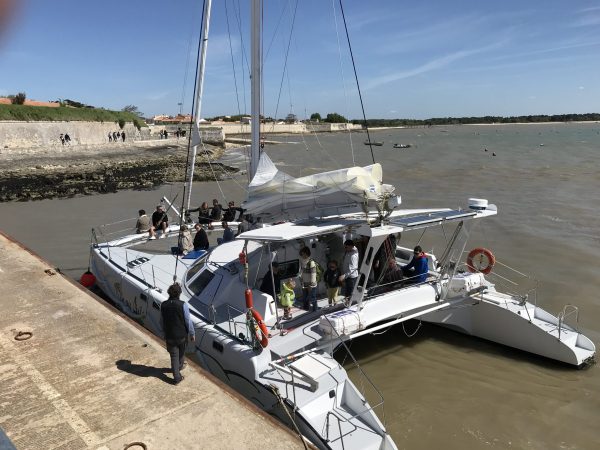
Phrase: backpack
[{"left": 313, "top": 259, "right": 323, "bottom": 284}]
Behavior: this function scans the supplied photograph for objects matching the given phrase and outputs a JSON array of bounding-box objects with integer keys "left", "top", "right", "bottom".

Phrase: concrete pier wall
[{"left": 0, "top": 231, "right": 303, "bottom": 449}]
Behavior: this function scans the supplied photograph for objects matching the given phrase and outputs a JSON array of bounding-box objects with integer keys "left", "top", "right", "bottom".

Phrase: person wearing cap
[
  {"left": 150, "top": 204, "right": 168, "bottom": 239},
  {"left": 160, "top": 282, "right": 195, "bottom": 385},
  {"left": 402, "top": 245, "right": 429, "bottom": 284}
]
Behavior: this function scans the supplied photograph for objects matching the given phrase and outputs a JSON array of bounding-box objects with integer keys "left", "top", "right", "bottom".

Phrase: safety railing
[
  {"left": 268, "top": 314, "right": 387, "bottom": 448},
  {"left": 459, "top": 253, "right": 539, "bottom": 312},
  {"left": 557, "top": 305, "right": 579, "bottom": 341}
]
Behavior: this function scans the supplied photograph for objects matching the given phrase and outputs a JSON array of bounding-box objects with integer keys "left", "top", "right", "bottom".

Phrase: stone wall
[
  {"left": 216, "top": 122, "right": 363, "bottom": 135},
  {"left": 0, "top": 121, "right": 150, "bottom": 149},
  {"left": 0, "top": 120, "right": 361, "bottom": 151},
  {"left": 147, "top": 124, "right": 225, "bottom": 145}
]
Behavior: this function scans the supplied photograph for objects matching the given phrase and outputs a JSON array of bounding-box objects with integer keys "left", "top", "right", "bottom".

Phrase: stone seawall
[
  {"left": 0, "top": 120, "right": 361, "bottom": 153},
  {"left": 0, "top": 120, "right": 150, "bottom": 149}
]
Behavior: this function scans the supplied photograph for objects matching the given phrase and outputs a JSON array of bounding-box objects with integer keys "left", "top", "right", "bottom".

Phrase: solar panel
[{"left": 390, "top": 209, "right": 476, "bottom": 228}]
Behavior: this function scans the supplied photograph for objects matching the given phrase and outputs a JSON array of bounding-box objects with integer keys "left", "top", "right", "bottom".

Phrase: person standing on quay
[{"left": 160, "top": 282, "right": 195, "bottom": 385}]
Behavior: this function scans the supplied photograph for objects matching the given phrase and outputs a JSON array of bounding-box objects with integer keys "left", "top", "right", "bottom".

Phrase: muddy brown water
[{"left": 1, "top": 123, "right": 599, "bottom": 449}]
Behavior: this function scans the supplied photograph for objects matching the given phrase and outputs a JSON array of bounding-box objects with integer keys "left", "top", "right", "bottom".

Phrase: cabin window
[
  {"left": 276, "top": 259, "right": 300, "bottom": 279},
  {"left": 366, "top": 247, "right": 373, "bottom": 265},
  {"left": 186, "top": 257, "right": 207, "bottom": 283},
  {"left": 188, "top": 270, "right": 215, "bottom": 296}
]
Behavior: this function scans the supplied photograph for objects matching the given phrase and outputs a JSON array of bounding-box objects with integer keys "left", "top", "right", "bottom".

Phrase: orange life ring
[
  {"left": 251, "top": 309, "right": 269, "bottom": 348},
  {"left": 466, "top": 247, "right": 495, "bottom": 274}
]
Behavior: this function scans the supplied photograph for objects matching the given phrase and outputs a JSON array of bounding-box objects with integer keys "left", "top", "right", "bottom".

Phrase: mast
[
  {"left": 185, "top": 0, "right": 212, "bottom": 211},
  {"left": 249, "top": 0, "right": 262, "bottom": 180}
]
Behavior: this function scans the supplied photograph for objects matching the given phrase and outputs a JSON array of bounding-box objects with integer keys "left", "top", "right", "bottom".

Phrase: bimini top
[
  {"left": 237, "top": 217, "right": 367, "bottom": 242},
  {"left": 237, "top": 205, "right": 496, "bottom": 243}
]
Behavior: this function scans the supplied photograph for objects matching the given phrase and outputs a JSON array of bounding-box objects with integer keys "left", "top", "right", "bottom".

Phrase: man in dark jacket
[
  {"left": 402, "top": 245, "right": 429, "bottom": 284},
  {"left": 160, "top": 283, "right": 195, "bottom": 384},
  {"left": 193, "top": 224, "right": 209, "bottom": 251},
  {"left": 259, "top": 262, "right": 281, "bottom": 300}
]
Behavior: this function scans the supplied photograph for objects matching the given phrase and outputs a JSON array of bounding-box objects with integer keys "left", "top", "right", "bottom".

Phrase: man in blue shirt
[
  {"left": 217, "top": 221, "right": 235, "bottom": 245},
  {"left": 402, "top": 245, "right": 429, "bottom": 284},
  {"left": 160, "top": 282, "right": 195, "bottom": 384}
]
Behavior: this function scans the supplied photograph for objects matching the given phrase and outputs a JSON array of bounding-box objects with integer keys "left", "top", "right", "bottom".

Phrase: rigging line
[
  {"left": 225, "top": 0, "right": 250, "bottom": 179},
  {"left": 305, "top": 121, "right": 343, "bottom": 170},
  {"left": 331, "top": 0, "right": 356, "bottom": 165},
  {"left": 199, "top": 141, "right": 230, "bottom": 201},
  {"left": 338, "top": 0, "right": 375, "bottom": 164},
  {"left": 264, "top": 0, "right": 289, "bottom": 62},
  {"left": 233, "top": 0, "right": 249, "bottom": 114},
  {"left": 201, "top": 141, "right": 249, "bottom": 194},
  {"left": 179, "top": 11, "right": 198, "bottom": 114},
  {"left": 175, "top": 0, "right": 206, "bottom": 277},
  {"left": 270, "top": 0, "right": 299, "bottom": 130},
  {"left": 225, "top": 0, "right": 242, "bottom": 120}
]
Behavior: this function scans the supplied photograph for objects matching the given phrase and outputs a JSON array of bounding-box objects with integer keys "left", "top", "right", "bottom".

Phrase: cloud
[
  {"left": 365, "top": 41, "right": 506, "bottom": 89},
  {"left": 578, "top": 86, "right": 584, "bottom": 90},
  {"left": 570, "top": 15, "right": 600, "bottom": 27},
  {"left": 144, "top": 91, "right": 171, "bottom": 101}
]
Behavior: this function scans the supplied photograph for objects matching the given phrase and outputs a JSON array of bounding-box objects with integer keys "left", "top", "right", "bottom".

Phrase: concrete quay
[{"left": 0, "top": 231, "right": 304, "bottom": 450}]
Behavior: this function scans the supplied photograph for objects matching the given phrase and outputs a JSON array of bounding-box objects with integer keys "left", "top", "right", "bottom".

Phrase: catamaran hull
[
  {"left": 90, "top": 248, "right": 395, "bottom": 450},
  {"left": 420, "top": 295, "right": 595, "bottom": 366}
]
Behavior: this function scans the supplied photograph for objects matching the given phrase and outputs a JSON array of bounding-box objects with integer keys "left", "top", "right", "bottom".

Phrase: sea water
[{"left": 1, "top": 123, "right": 599, "bottom": 449}]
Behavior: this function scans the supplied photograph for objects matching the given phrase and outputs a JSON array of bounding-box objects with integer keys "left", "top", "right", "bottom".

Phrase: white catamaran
[{"left": 86, "top": 1, "right": 595, "bottom": 449}]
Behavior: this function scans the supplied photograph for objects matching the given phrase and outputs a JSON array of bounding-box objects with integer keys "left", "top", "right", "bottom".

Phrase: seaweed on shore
[{"left": 0, "top": 158, "right": 237, "bottom": 202}]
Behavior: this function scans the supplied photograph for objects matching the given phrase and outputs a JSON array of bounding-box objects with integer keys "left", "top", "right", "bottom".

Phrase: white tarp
[{"left": 242, "top": 153, "right": 396, "bottom": 221}]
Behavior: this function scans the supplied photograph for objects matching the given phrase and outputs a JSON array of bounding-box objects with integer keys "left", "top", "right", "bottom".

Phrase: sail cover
[{"left": 242, "top": 153, "right": 397, "bottom": 221}]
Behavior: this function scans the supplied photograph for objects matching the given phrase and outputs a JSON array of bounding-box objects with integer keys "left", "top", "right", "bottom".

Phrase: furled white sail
[{"left": 242, "top": 153, "right": 397, "bottom": 221}]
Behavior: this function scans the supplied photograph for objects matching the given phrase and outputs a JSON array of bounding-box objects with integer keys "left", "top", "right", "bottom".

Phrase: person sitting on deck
[
  {"left": 188, "top": 201, "right": 211, "bottom": 226},
  {"left": 192, "top": 223, "right": 209, "bottom": 251},
  {"left": 383, "top": 258, "right": 404, "bottom": 289},
  {"left": 178, "top": 225, "right": 193, "bottom": 255},
  {"left": 402, "top": 245, "right": 429, "bottom": 284},
  {"left": 209, "top": 199, "right": 223, "bottom": 222},
  {"left": 217, "top": 221, "right": 234, "bottom": 245},
  {"left": 149, "top": 205, "right": 168, "bottom": 240},
  {"left": 135, "top": 209, "right": 151, "bottom": 234},
  {"left": 223, "top": 200, "right": 243, "bottom": 222}
]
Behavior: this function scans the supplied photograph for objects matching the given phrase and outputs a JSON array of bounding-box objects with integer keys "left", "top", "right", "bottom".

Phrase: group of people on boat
[
  {"left": 135, "top": 205, "right": 168, "bottom": 240},
  {"left": 258, "top": 235, "right": 430, "bottom": 319},
  {"left": 134, "top": 197, "right": 263, "bottom": 256}
]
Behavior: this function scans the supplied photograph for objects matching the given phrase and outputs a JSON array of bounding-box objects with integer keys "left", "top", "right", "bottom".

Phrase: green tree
[
  {"left": 11, "top": 92, "right": 26, "bottom": 105},
  {"left": 310, "top": 112, "right": 321, "bottom": 121},
  {"left": 324, "top": 112, "right": 347, "bottom": 123},
  {"left": 122, "top": 104, "right": 144, "bottom": 118}
]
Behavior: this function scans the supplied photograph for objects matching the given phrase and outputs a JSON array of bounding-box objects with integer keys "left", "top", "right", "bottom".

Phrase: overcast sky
[{"left": 1, "top": 0, "right": 599, "bottom": 119}]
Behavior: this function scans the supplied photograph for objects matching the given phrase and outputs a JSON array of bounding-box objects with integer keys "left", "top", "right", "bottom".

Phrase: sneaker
[
  {"left": 174, "top": 375, "right": 184, "bottom": 385},
  {"left": 148, "top": 236, "right": 156, "bottom": 240},
  {"left": 159, "top": 234, "right": 166, "bottom": 239}
]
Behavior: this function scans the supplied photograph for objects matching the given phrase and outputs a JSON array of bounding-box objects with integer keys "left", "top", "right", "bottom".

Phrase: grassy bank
[{"left": 0, "top": 104, "right": 146, "bottom": 129}]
